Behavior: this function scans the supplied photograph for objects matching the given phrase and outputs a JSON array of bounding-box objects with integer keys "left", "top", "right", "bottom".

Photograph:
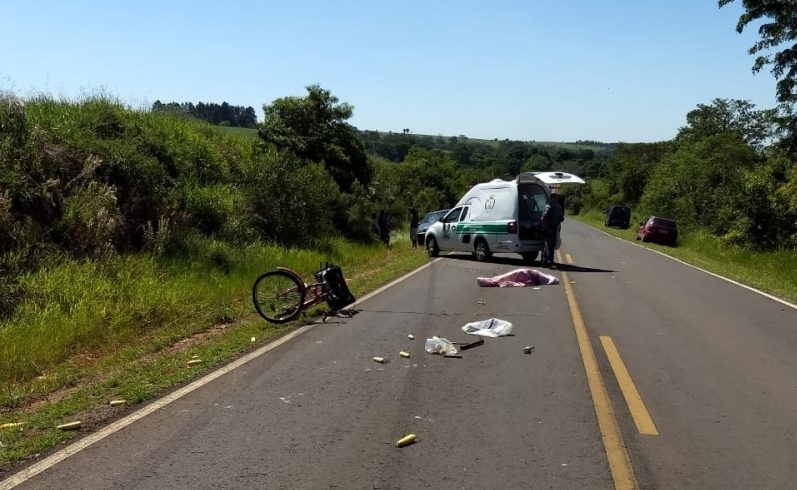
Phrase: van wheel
[
  {"left": 426, "top": 237, "right": 439, "bottom": 257},
  {"left": 474, "top": 239, "right": 492, "bottom": 262},
  {"left": 521, "top": 252, "right": 539, "bottom": 264}
]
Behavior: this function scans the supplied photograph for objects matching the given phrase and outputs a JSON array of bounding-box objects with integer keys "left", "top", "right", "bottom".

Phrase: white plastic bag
[
  {"left": 424, "top": 336, "right": 459, "bottom": 356},
  {"left": 461, "top": 318, "right": 514, "bottom": 337}
]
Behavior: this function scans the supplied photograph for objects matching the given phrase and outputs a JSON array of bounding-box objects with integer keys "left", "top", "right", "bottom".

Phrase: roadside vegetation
[{"left": 574, "top": 209, "right": 797, "bottom": 305}]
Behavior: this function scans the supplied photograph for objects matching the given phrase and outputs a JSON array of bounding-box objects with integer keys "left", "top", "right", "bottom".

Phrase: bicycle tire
[{"left": 252, "top": 270, "right": 306, "bottom": 324}]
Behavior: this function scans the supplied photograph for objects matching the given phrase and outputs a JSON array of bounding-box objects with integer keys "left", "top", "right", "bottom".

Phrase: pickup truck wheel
[
  {"left": 474, "top": 239, "right": 491, "bottom": 262},
  {"left": 426, "top": 237, "right": 439, "bottom": 257}
]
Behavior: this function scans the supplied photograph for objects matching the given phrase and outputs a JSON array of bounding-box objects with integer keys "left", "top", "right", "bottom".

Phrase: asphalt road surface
[{"left": 5, "top": 220, "right": 797, "bottom": 489}]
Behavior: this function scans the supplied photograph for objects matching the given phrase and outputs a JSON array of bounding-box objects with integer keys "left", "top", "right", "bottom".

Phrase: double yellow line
[{"left": 558, "top": 252, "right": 658, "bottom": 490}]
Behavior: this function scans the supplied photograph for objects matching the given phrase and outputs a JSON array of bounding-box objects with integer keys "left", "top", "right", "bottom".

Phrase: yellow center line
[
  {"left": 562, "top": 270, "right": 639, "bottom": 490},
  {"left": 599, "top": 336, "right": 659, "bottom": 436},
  {"left": 565, "top": 253, "right": 574, "bottom": 264}
]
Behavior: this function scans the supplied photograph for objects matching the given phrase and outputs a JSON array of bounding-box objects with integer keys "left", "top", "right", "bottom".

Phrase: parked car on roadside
[
  {"left": 416, "top": 209, "right": 449, "bottom": 246},
  {"left": 636, "top": 216, "right": 678, "bottom": 246},
  {"left": 605, "top": 205, "right": 631, "bottom": 229}
]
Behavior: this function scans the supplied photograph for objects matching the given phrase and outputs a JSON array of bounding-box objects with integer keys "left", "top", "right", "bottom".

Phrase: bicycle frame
[{"left": 275, "top": 267, "right": 328, "bottom": 310}]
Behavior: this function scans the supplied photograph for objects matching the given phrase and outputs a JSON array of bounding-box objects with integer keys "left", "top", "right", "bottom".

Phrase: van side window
[{"left": 443, "top": 207, "right": 463, "bottom": 223}]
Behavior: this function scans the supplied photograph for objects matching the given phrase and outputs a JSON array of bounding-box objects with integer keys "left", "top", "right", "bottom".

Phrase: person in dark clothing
[
  {"left": 370, "top": 212, "right": 380, "bottom": 238},
  {"left": 409, "top": 208, "right": 419, "bottom": 248},
  {"left": 540, "top": 193, "right": 564, "bottom": 268},
  {"left": 378, "top": 210, "right": 390, "bottom": 246}
]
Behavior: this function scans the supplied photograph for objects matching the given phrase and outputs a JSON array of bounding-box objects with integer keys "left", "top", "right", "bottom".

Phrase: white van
[{"left": 424, "top": 171, "right": 585, "bottom": 262}]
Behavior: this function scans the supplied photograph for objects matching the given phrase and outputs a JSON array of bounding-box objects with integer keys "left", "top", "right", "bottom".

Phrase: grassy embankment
[
  {"left": 0, "top": 232, "right": 427, "bottom": 470},
  {"left": 572, "top": 209, "right": 797, "bottom": 304}
]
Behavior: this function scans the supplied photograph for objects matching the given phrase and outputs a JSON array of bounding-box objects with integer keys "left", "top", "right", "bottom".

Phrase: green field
[{"left": 213, "top": 125, "right": 257, "bottom": 137}]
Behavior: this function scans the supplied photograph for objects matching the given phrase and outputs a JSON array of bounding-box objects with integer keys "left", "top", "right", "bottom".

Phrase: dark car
[
  {"left": 605, "top": 205, "right": 631, "bottom": 229},
  {"left": 636, "top": 216, "right": 678, "bottom": 246},
  {"left": 417, "top": 209, "right": 449, "bottom": 246}
]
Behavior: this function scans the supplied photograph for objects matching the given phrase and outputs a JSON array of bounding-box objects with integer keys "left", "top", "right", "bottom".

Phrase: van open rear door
[{"left": 526, "top": 171, "right": 585, "bottom": 185}]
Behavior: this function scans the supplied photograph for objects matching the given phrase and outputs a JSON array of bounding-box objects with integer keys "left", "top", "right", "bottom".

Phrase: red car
[{"left": 636, "top": 216, "right": 678, "bottom": 246}]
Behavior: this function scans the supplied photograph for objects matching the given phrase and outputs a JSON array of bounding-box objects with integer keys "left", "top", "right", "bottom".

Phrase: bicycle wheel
[{"left": 252, "top": 270, "right": 305, "bottom": 323}]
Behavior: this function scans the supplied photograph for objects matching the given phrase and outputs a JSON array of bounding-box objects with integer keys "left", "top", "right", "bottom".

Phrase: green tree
[
  {"left": 720, "top": 0, "right": 797, "bottom": 106},
  {"left": 257, "top": 85, "right": 371, "bottom": 191},
  {"left": 641, "top": 133, "right": 757, "bottom": 239},
  {"left": 720, "top": 1, "right": 797, "bottom": 153},
  {"left": 676, "top": 98, "right": 777, "bottom": 149},
  {"left": 605, "top": 142, "right": 673, "bottom": 205}
]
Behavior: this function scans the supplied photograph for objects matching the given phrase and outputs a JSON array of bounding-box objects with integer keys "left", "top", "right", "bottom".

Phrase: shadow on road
[
  {"left": 555, "top": 263, "right": 616, "bottom": 273},
  {"left": 442, "top": 253, "right": 615, "bottom": 273}
]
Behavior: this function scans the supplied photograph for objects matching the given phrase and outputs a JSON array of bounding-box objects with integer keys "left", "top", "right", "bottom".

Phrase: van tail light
[{"left": 508, "top": 220, "right": 517, "bottom": 234}]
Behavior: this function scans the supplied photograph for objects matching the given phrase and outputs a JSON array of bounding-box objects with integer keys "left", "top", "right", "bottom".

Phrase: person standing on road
[
  {"left": 409, "top": 208, "right": 419, "bottom": 248},
  {"left": 540, "top": 193, "right": 564, "bottom": 268}
]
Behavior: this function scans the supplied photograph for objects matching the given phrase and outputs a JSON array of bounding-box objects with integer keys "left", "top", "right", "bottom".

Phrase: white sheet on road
[{"left": 462, "top": 318, "right": 514, "bottom": 337}]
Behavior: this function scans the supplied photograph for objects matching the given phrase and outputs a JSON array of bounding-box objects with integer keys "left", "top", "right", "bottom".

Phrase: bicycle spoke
[{"left": 254, "top": 273, "right": 303, "bottom": 322}]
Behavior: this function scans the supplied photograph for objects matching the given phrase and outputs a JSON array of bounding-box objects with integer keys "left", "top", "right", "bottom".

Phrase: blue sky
[{"left": 0, "top": 0, "right": 777, "bottom": 142}]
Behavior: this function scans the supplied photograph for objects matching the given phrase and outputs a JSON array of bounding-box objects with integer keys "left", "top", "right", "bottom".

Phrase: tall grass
[{"left": 0, "top": 235, "right": 395, "bottom": 388}]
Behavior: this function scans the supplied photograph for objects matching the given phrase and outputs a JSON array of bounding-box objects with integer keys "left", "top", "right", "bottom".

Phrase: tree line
[{"left": 151, "top": 100, "right": 257, "bottom": 128}]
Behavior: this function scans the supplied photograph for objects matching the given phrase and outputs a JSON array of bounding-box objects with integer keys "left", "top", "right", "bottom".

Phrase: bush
[
  {"left": 59, "top": 181, "right": 121, "bottom": 257},
  {"left": 240, "top": 149, "right": 340, "bottom": 245}
]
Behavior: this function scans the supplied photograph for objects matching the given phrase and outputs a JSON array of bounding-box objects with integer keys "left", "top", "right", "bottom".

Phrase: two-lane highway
[
  {"left": 563, "top": 221, "right": 797, "bottom": 489},
  {"left": 4, "top": 220, "right": 796, "bottom": 489}
]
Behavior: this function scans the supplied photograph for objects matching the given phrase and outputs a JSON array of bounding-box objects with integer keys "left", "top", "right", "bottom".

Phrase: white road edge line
[
  {"left": 0, "top": 258, "right": 442, "bottom": 490},
  {"left": 589, "top": 224, "right": 797, "bottom": 312}
]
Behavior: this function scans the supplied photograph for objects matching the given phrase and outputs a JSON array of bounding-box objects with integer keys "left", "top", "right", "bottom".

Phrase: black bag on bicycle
[{"left": 315, "top": 264, "right": 356, "bottom": 311}]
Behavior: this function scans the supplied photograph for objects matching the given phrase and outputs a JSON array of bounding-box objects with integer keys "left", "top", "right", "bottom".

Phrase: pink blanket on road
[{"left": 476, "top": 268, "right": 560, "bottom": 287}]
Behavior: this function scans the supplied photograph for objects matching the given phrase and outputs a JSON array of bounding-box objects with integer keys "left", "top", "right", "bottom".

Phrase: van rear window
[{"left": 518, "top": 184, "right": 546, "bottom": 219}]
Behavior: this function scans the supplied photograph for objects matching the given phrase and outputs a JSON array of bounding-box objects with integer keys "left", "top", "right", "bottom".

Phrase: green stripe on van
[{"left": 455, "top": 222, "right": 508, "bottom": 234}]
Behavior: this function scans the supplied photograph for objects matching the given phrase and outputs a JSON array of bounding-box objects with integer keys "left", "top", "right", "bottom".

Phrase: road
[{"left": 4, "top": 220, "right": 797, "bottom": 489}]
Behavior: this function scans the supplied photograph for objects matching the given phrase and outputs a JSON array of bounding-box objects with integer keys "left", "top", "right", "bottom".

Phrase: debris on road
[
  {"left": 399, "top": 351, "right": 411, "bottom": 358},
  {"left": 462, "top": 318, "right": 514, "bottom": 337},
  {"left": 424, "top": 337, "right": 459, "bottom": 356},
  {"left": 396, "top": 433, "right": 417, "bottom": 447},
  {"left": 407, "top": 334, "right": 415, "bottom": 340},
  {"left": 459, "top": 338, "right": 484, "bottom": 351},
  {"left": 109, "top": 400, "right": 126, "bottom": 406},
  {"left": 476, "top": 301, "right": 487, "bottom": 305},
  {"left": 56, "top": 421, "right": 81, "bottom": 431},
  {"left": 523, "top": 346, "right": 535, "bottom": 354},
  {"left": 476, "top": 269, "right": 559, "bottom": 287},
  {"left": 443, "top": 353, "right": 462, "bottom": 358},
  {"left": 0, "top": 422, "right": 23, "bottom": 430},
  {"left": 373, "top": 357, "right": 387, "bottom": 363},
  {"left": 187, "top": 359, "right": 202, "bottom": 366}
]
